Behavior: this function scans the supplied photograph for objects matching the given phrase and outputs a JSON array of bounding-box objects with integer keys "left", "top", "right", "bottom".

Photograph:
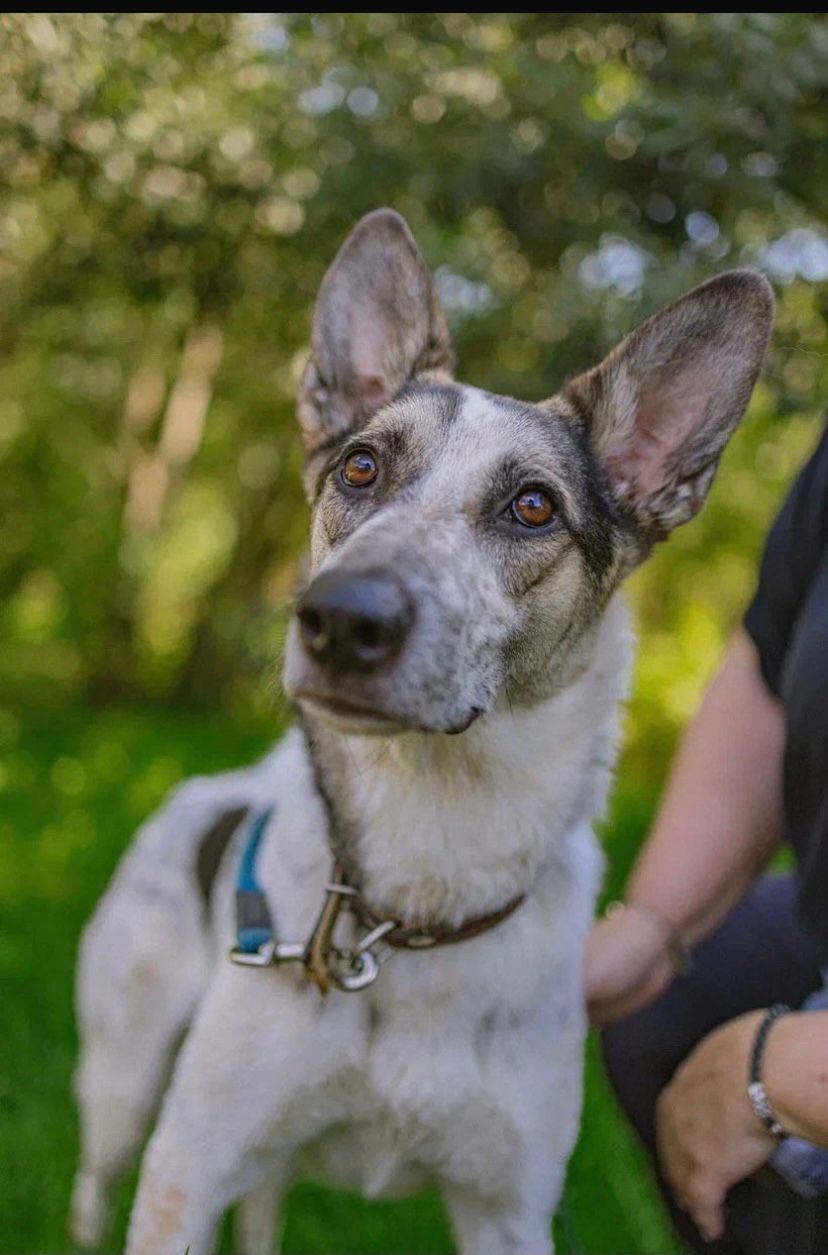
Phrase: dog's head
[{"left": 283, "top": 210, "right": 772, "bottom": 735}]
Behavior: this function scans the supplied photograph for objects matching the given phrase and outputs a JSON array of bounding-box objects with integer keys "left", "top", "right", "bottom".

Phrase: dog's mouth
[
  {"left": 292, "top": 687, "right": 408, "bottom": 734},
  {"left": 292, "top": 687, "right": 485, "bottom": 737}
]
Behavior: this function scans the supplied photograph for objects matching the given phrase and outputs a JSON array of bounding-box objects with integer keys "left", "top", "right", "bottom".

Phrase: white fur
[{"left": 74, "top": 594, "right": 631, "bottom": 1255}]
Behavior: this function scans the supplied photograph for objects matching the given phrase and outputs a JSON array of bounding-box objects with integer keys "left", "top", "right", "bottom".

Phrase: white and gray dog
[{"left": 71, "top": 210, "right": 773, "bottom": 1255}]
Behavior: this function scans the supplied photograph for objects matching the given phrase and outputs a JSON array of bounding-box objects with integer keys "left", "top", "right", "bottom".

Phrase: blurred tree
[{"left": 1, "top": 13, "right": 826, "bottom": 772}]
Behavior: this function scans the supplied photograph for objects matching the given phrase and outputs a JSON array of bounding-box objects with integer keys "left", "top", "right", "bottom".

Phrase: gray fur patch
[{"left": 195, "top": 806, "right": 249, "bottom": 909}]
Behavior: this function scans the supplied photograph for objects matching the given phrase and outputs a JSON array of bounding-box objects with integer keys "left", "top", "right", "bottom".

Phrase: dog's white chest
[
  {"left": 243, "top": 722, "right": 606, "bottom": 1203},
  {"left": 300, "top": 1009, "right": 544, "bottom": 1201}
]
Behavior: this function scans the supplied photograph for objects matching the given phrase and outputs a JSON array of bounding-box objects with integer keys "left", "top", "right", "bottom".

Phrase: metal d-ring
[
  {"left": 330, "top": 947, "right": 381, "bottom": 992},
  {"left": 329, "top": 918, "right": 399, "bottom": 991}
]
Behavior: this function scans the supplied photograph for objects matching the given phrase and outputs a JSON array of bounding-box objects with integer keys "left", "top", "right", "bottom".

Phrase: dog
[{"left": 71, "top": 209, "right": 773, "bottom": 1255}]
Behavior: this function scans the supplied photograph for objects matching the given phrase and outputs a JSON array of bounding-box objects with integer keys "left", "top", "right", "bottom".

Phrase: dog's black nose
[{"left": 297, "top": 570, "right": 413, "bottom": 673}]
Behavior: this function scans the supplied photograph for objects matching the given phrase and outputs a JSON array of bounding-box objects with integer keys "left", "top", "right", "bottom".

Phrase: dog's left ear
[
  {"left": 562, "top": 270, "right": 773, "bottom": 538},
  {"left": 298, "top": 209, "right": 454, "bottom": 456}
]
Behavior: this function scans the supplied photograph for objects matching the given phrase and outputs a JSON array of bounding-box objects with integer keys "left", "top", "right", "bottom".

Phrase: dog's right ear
[{"left": 297, "top": 209, "right": 454, "bottom": 456}]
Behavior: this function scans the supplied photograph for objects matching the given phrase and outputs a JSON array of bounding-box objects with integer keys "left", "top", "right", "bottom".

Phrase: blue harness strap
[{"left": 235, "top": 807, "right": 276, "bottom": 954}]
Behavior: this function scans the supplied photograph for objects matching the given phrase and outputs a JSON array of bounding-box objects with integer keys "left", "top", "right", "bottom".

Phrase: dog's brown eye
[
  {"left": 341, "top": 449, "right": 378, "bottom": 488},
  {"left": 511, "top": 488, "right": 555, "bottom": 529}
]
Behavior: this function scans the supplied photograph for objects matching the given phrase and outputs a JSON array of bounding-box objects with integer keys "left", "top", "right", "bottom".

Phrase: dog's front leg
[
  {"left": 442, "top": 1009, "right": 585, "bottom": 1255},
  {"left": 126, "top": 964, "right": 358, "bottom": 1255}
]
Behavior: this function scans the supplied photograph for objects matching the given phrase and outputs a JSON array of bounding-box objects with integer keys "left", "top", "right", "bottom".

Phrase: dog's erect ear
[
  {"left": 297, "top": 209, "right": 454, "bottom": 455},
  {"left": 563, "top": 270, "right": 773, "bottom": 538}
]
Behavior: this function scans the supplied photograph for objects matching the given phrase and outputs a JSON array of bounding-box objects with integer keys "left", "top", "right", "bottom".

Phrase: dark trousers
[{"left": 602, "top": 875, "right": 828, "bottom": 1255}]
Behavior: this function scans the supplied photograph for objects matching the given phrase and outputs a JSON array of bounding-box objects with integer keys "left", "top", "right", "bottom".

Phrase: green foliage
[{"left": 1, "top": 13, "right": 826, "bottom": 764}]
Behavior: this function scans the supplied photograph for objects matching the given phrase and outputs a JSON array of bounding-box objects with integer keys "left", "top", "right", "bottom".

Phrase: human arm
[
  {"left": 586, "top": 627, "right": 785, "bottom": 1026},
  {"left": 588, "top": 424, "right": 828, "bottom": 1026}
]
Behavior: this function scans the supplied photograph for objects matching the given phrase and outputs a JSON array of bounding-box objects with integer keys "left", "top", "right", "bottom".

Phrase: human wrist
[
  {"left": 746, "top": 1004, "right": 791, "bottom": 1139},
  {"left": 586, "top": 906, "right": 678, "bottom": 1025},
  {"left": 604, "top": 898, "right": 693, "bottom": 976},
  {"left": 761, "top": 1010, "right": 828, "bottom": 1146}
]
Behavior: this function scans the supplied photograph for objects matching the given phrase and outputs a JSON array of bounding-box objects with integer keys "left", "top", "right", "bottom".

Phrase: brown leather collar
[
  {"left": 349, "top": 880, "right": 527, "bottom": 950},
  {"left": 303, "top": 860, "right": 526, "bottom": 992}
]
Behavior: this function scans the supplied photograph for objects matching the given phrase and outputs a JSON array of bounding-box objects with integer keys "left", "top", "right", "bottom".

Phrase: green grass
[{"left": 0, "top": 704, "right": 681, "bottom": 1254}]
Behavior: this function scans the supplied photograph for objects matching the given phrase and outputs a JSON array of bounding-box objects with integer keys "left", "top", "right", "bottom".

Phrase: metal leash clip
[
  {"left": 230, "top": 813, "right": 401, "bottom": 992},
  {"left": 327, "top": 919, "right": 398, "bottom": 992}
]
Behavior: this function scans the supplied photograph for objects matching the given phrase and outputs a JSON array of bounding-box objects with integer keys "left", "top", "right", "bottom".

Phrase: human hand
[
  {"left": 656, "top": 1010, "right": 777, "bottom": 1243},
  {"left": 585, "top": 904, "right": 676, "bottom": 1026}
]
